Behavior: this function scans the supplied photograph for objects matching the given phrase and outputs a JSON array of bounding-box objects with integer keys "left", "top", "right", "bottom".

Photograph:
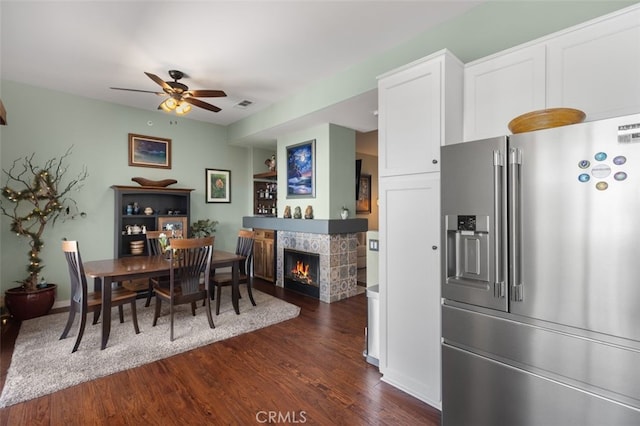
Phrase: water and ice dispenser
[{"left": 445, "top": 214, "right": 491, "bottom": 290}]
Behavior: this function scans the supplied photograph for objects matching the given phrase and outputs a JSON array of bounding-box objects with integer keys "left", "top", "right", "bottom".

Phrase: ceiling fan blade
[
  {"left": 110, "top": 87, "right": 165, "bottom": 95},
  {"left": 144, "top": 72, "right": 173, "bottom": 92},
  {"left": 183, "top": 97, "right": 221, "bottom": 113},
  {"left": 187, "top": 90, "right": 227, "bottom": 98}
]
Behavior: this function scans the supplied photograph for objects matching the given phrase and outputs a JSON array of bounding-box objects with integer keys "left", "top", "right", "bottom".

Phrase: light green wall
[
  {"left": 328, "top": 124, "right": 356, "bottom": 217},
  {"left": 276, "top": 123, "right": 355, "bottom": 219},
  {"left": 227, "top": 1, "right": 636, "bottom": 144},
  {"left": 0, "top": 80, "right": 251, "bottom": 302}
]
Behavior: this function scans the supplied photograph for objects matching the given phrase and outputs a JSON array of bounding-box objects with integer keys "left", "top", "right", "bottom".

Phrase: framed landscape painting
[
  {"left": 206, "top": 168, "right": 231, "bottom": 203},
  {"left": 286, "top": 139, "right": 315, "bottom": 198},
  {"left": 128, "top": 133, "right": 171, "bottom": 169}
]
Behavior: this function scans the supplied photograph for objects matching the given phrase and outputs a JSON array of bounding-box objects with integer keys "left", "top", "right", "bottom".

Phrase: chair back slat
[
  {"left": 235, "top": 230, "right": 255, "bottom": 275},
  {"left": 170, "top": 237, "right": 214, "bottom": 295},
  {"left": 145, "top": 230, "right": 166, "bottom": 256},
  {"left": 61, "top": 240, "right": 88, "bottom": 305}
]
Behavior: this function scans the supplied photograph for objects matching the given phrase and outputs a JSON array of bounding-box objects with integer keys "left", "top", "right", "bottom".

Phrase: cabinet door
[
  {"left": 378, "top": 58, "right": 444, "bottom": 177},
  {"left": 253, "top": 230, "right": 275, "bottom": 282},
  {"left": 463, "top": 44, "right": 546, "bottom": 141},
  {"left": 547, "top": 6, "right": 640, "bottom": 120},
  {"left": 378, "top": 173, "right": 441, "bottom": 408},
  {"left": 254, "top": 239, "right": 266, "bottom": 279},
  {"left": 263, "top": 239, "right": 274, "bottom": 281}
]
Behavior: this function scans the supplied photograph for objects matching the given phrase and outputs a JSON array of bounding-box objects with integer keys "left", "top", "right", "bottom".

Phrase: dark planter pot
[{"left": 5, "top": 284, "right": 57, "bottom": 321}]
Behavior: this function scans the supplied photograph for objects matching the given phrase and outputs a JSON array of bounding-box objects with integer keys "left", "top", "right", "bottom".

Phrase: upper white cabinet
[
  {"left": 378, "top": 49, "right": 463, "bottom": 177},
  {"left": 546, "top": 6, "right": 640, "bottom": 120},
  {"left": 463, "top": 4, "right": 640, "bottom": 142},
  {"left": 463, "top": 45, "right": 546, "bottom": 141}
]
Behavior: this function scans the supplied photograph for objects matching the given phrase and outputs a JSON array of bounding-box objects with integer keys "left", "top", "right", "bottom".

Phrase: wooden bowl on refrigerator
[{"left": 508, "top": 108, "right": 586, "bottom": 134}]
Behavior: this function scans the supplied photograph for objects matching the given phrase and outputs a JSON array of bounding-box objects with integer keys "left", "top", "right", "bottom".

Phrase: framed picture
[
  {"left": 286, "top": 139, "right": 315, "bottom": 198},
  {"left": 356, "top": 174, "right": 371, "bottom": 213},
  {"left": 128, "top": 133, "right": 171, "bottom": 169},
  {"left": 158, "top": 216, "right": 187, "bottom": 238},
  {"left": 206, "top": 168, "right": 231, "bottom": 203}
]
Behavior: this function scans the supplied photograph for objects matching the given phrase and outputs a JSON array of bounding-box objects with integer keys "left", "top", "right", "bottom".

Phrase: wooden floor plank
[{"left": 0, "top": 280, "right": 440, "bottom": 425}]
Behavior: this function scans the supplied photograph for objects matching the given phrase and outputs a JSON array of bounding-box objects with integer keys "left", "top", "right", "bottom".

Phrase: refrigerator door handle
[
  {"left": 509, "top": 147, "right": 523, "bottom": 302},
  {"left": 493, "top": 150, "right": 505, "bottom": 298}
]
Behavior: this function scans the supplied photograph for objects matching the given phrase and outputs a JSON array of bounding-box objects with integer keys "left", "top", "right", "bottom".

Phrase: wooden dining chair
[
  {"left": 210, "top": 229, "right": 255, "bottom": 315},
  {"left": 152, "top": 236, "right": 215, "bottom": 341},
  {"left": 144, "top": 230, "right": 169, "bottom": 307},
  {"left": 60, "top": 240, "right": 140, "bottom": 352}
]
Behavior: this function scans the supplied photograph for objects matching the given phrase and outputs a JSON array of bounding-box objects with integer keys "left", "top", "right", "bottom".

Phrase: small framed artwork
[
  {"left": 286, "top": 139, "right": 315, "bottom": 198},
  {"left": 128, "top": 133, "right": 171, "bottom": 169},
  {"left": 206, "top": 168, "right": 231, "bottom": 203},
  {"left": 356, "top": 174, "right": 372, "bottom": 214},
  {"left": 158, "top": 216, "right": 187, "bottom": 238}
]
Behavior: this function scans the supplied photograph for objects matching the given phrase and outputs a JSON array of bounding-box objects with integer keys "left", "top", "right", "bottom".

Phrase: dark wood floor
[{"left": 0, "top": 280, "right": 441, "bottom": 425}]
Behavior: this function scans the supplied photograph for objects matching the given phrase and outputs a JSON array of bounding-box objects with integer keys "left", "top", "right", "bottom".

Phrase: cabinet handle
[
  {"left": 432, "top": 159, "right": 438, "bottom": 164},
  {"left": 432, "top": 245, "right": 438, "bottom": 250}
]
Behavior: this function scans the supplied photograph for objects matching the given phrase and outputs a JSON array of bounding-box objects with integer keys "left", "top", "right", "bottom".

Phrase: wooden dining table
[{"left": 83, "top": 250, "right": 246, "bottom": 350}]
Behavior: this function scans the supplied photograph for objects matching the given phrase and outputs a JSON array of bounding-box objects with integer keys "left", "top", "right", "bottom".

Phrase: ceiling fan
[{"left": 110, "top": 70, "right": 226, "bottom": 114}]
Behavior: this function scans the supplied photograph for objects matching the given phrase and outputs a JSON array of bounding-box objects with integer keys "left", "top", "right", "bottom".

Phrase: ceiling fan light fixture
[
  {"left": 164, "top": 98, "right": 178, "bottom": 110},
  {"left": 159, "top": 101, "right": 172, "bottom": 112},
  {"left": 175, "top": 102, "right": 191, "bottom": 115}
]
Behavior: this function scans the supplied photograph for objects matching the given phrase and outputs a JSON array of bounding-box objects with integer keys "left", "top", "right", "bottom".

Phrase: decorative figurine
[
  {"left": 304, "top": 205, "right": 313, "bottom": 219},
  {"left": 265, "top": 154, "right": 276, "bottom": 171},
  {"left": 283, "top": 205, "right": 292, "bottom": 218},
  {"left": 293, "top": 206, "right": 302, "bottom": 219},
  {"left": 340, "top": 206, "right": 349, "bottom": 220}
]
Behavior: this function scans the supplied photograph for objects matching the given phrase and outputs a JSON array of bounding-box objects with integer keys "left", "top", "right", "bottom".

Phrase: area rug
[{"left": 0, "top": 288, "right": 300, "bottom": 408}]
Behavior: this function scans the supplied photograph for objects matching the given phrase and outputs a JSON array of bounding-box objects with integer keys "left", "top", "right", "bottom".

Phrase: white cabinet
[
  {"left": 378, "top": 173, "right": 441, "bottom": 408},
  {"left": 547, "top": 5, "right": 640, "bottom": 120},
  {"left": 463, "top": 44, "right": 546, "bottom": 141},
  {"left": 376, "top": 49, "right": 462, "bottom": 409},
  {"left": 463, "top": 3, "right": 640, "bottom": 141},
  {"left": 378, "top": 49, "right": 463, "bottom": 177}
]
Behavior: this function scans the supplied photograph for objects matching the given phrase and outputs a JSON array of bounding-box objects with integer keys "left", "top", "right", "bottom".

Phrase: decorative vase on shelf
[{"left": 340, "top": 208, "right": 349, "bottom": 220}]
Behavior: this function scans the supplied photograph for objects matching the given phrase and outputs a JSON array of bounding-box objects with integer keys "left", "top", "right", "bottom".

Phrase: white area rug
[{"left": 0, "top": 288, "right": 300, "bottom": 407}]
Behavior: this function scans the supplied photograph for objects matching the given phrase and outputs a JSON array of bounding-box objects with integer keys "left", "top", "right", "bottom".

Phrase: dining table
[{"left": 83, "top": 250, "right": 246, "bottom": 350}]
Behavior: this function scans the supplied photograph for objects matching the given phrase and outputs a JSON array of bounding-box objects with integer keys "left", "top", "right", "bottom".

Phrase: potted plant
[
  {"left": 1, "top": 147, "right": 87, "bottom": 320},
  {"left": 189, "top": 219, "right": 218, "bottom": 238}
]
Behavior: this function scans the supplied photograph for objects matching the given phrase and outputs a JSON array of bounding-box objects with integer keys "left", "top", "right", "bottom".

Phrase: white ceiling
[{"left": 0, "top": 0, "right": 483, "bottom": 144}]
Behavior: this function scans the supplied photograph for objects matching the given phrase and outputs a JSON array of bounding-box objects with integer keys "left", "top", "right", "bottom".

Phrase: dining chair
[
  {"left": 144, "top": 230, "right": 169, "bottom": 307},
  {"left": 60, "top": 240, "right": 140, "bottom": 353},
  {"left": 152, "top": 236, "right": 215, "bottom": 341},
  {"left": 210, "top": 229, "right": 255, "bottom": 315}
]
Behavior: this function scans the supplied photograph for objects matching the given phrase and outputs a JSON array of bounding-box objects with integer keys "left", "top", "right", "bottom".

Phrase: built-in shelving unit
[
  {"left": 253, "top": 171, "right": 277, "bottom": 216},
  {"left": 111, "top": 185, "right": 193, "bottom": 258}
]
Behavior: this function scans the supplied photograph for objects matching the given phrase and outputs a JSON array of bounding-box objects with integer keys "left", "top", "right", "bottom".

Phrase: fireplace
[
  {"left": 242, "top": 216, "right": 367, "bottom": 303},
  {"left": 283, "top": 249, "right": 320, "bottom": 298}
]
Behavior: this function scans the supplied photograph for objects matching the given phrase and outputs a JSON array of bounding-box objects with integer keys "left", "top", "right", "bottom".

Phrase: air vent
[{"left": 234, "top": 100, "right": 253, "bottom": 109}]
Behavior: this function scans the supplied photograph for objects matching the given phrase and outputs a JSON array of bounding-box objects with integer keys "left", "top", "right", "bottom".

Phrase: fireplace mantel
[{"left": 242, "top": 216, "right": 367, "bottom": 234}]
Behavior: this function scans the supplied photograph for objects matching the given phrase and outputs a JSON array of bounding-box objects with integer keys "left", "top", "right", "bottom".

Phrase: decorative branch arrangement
[{"left": 1, "top": 147, "right": 88, "bottom": 290}]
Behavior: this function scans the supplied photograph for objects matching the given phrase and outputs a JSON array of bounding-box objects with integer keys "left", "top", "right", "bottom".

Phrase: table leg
[
  {"left": 93, "top": 277, "right": 101, "bottom": 324},
  {"left": 101, "top": 277, "right": 113, "bottom": 350},
  {"left": 232, "top": 261, "right": 240, "bottom": 315}
]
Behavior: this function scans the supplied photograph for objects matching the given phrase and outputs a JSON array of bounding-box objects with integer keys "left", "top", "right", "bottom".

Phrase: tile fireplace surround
[{"left": 242, "top": 217, "right": 367, "bottom": 303}]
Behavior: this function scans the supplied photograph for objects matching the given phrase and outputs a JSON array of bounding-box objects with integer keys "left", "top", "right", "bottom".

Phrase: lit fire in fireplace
[{"left": 291, "top": 260, "right": 313, "bottom": 285}]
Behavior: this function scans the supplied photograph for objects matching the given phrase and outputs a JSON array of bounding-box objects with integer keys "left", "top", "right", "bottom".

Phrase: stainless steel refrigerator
[{"left": 440, "top": 113, "right": 640, "bottom": 425}]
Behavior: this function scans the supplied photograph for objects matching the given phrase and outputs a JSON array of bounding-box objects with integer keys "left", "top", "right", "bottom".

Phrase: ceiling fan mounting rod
[{"left": 168, "top": 69, "right": 184, "bottom": 81}]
